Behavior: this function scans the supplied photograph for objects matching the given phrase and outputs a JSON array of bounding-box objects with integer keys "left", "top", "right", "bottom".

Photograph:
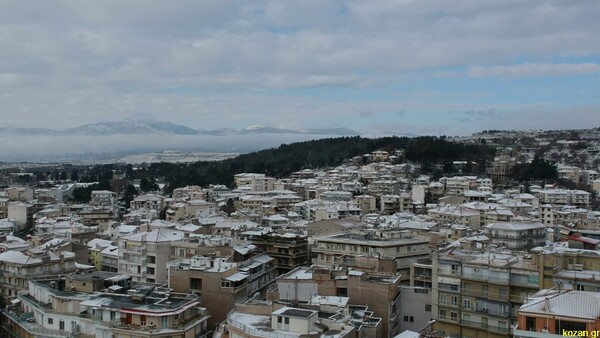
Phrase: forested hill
[{"left": 147, "top": 136, "right": 496, "bottom": 193}]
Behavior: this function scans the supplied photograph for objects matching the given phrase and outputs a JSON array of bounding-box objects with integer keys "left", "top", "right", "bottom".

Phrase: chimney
[{"left": 543, "top": 298, "right": 550, "bottom": 312}]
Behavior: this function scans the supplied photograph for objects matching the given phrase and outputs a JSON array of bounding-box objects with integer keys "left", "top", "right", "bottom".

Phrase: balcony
[
  {"left": 2, "top": 311, "right": 70, "bottom": 338},
  {"left": 227, "top": 311, "right": 299, "bottom": 338},
  {"left": 513, "top": 328, "right": 564, "bottom": 338},
  {"left": 111, "top": 309, "right": 210, "bottom": 334},
  {"left": 462, "top": 272, "right": 509, "bottom": 285}
]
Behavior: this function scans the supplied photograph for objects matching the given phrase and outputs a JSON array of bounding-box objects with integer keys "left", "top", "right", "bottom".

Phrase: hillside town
[{"left": 1, "top": 130, "right": 600, "bottom": 338}]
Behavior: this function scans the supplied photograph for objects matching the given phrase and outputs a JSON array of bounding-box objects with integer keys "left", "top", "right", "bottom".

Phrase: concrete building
[
  {"left": 312, "top": 230, "right": 430, "bottom": 279},
  {"left": 168, "top": 254, "right": 277, "bottom": 329},
  {"left": 130, "top": 194, "right": 164, "bottom": 211},
  {"left": 118, "top": 228, "right": 185, "bottom": 284},
  {"left": 432, "top": 250, "right": 540, "bottom": 338},
  {"left": 7, "top": 202, "right": 34, "bottom": 230},
  {"left": 428, "top": 205, "right": 481, "bottom": 229},
  {"left": 2, "top": 273, "right": 210, "bottom": 338},
  {"left": 0, "top": 249, "right": 77, "bottom": 299},
  {"left": 234, "top": 173, "right": 276, "bottom": 192},
  {"left": 531, "top": 244, "right": 600, "bottom": 290},
  {"left": 513, "top": 289, "right": 600, "bottom": 338},
  {"left": 223, "top": 299, "right": 373, "bottom": 338},
  {"left": 272, "top": 265, "right": 402, "bottom": 337},
  {"left": 90, "top": 190, "right": 118, "bottom": 207},
  {"left": 485, "top": 222, "right": 547, "bottom": 250},
  {"left": 6, "top": 186, "right": 34, "bottom": 202},
  {"left": 249, "top": 233, "right": 309, "bottom": 275}
]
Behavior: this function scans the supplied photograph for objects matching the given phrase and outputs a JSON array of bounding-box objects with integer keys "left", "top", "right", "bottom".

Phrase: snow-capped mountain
[
  {"left": 0, "top": 120, "right": 360, "bottom": 136},
  {"left": 64, "top": 120, "right": 202, "bottom": 136}
]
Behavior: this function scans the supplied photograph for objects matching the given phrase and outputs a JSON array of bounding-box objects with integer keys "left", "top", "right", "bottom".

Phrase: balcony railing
[
  {"left": 2, "top": 310, "right": 71, "bottom": 338},
  {"left": 227, "top": 311, "right": 299, "bottom": 338}
]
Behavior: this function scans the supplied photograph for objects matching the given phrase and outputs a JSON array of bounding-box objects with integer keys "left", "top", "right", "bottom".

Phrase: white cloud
[
  {"left": 0, "top": 1, "right": 599, "bottom": 133},
  {"left": 468, "top": 63, "right": 600, "bottom": 78}
]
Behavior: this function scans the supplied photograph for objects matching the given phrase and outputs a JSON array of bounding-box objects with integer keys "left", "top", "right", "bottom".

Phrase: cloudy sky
[{"left": 1, "top": 1, "right": 599, "bottom": 136}]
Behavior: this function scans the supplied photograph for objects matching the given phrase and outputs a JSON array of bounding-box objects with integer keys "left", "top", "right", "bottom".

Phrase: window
[
  {"left": 410, "top": 316, "right": 414, "bottom": 323},
  {"left": 499, "top": 288, "right": 507, "bottom": 297},
  {"left": 404, "top": 316, "right": 409, "bottom": 322},
  {"left": 425, "top": 304, "right": 431, "bottom": 312},
  {"left": 450, "top": 295, "right": 458, "bottom": 306},
  {"left": 190, "top": 278, "right": 203, "bottom": 290},
  {"left": 439, "top": 294, "right": 447, "bottom": 305},
  {"left": 463, "top": 299, "right": 471, "bottom": 309},
  {"left": 450, "top": 312, "right": 458, "bottom": 321},
  {"left": 59, "top": 321, "right": 65, "bottom": 330},
  {"left": 284, "top": 317, "right": 289, "bottom": 324},
  {"left": 439, "top": 308, "right": 447, "bottom": 319},
  {"left": 48, "top": 318, "right": 53, "bottom": 325}
]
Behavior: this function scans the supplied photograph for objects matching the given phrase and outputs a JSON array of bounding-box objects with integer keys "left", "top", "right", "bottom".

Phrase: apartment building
[
  {"left": 432, "top": 250, "right": 541, "bottom": 338},
  {"left": 272, "top": 265, "right": 402, "bottom": 337},
  {"left": 118, "top": 228, "right": 185, "bottom": 284},
  {"left": 428, "top": 205, "right": 481, "bottom": 229},
  {"left": 536, "top": 189, "right": 591, "bottom": 208},
  {"left": 443, "top": 177, "right": 470, "bottom": 196},
  {"left": 531, "top": 244, "right": 600, "bottom": 290},
  {"left": 172, "top": 185, "right": 204, "bottom": 200},
  {"left": 6, "top": 186, "right": 35, "bottom": 202},
  {"left": 249, "top": 233, "right": 309, "bottom": 275},
  {"left": 513, "top": 289, "right": 600, "bottom": 338},
  {"left": 0, "top": 249, "right": 77, "bottom": 299},
  {"left": 2, "top": 273, "right": 210, "bottom": 338},
  {"left": 90, "top": 190, "right": 118, "bottom": 207},
  {"left": 485, "top": 222, "right": 547, "bottom": 250},
  {"left": 130, "top": 193, "right": 164, "bottom": 211},
  {"left": 168, "top": 254, "right": 277, "bottom": 329},
  {"left": 223, "top": 299, "right": 375, "bottom": 338},
  {"left": 7, "top": 202, "right": 34, "bottom": 230},
  {"left": 234, "top": 173, "right": 276, "bottom": 192},
  {"left": 312, "top": 230, "right": 430, "bottom": 280}
]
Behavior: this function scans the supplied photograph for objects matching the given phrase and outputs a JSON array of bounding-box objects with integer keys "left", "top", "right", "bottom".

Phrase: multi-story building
[
  {"left": 223, "top": 298, "right": 375, "bottom": 338},
  {"left": 443, "top": 177, "right": 470, "bottom": 196},
  {"left": 118, "top": 228, "right": 184, "bottom": 284},
  {"left": 249, "top": 233, "right": 309, "bottom": 275},
  {"left": 234, "top": 173, "right": 276, "bottom": 192},
  {"left": 0, "top": 197, "right": 8, "bottom": 219},
  {"left": 428, "top": 205, "right": 481, "bottom": 229},
  {"left": 7, "top": 202, "right": 34, "bottom": 230},
  {"left": 490, "top": 154, "right": 515, "bottom": 181},
  {"left": 130, "top": 193, "right": 164, "bottom": 211},
  {"left": 172, "top": 185, "right": 204, "bottom": 200},
  {"left": 272, "top": 265, "right": 401, "bottom": 337},
  {"left": 531, "top": 244, "right": 600, "bottom": 290},
  {"left": 353, "top": 195, "right": 378, "bottom": 215},
  {"left": 168, "top": 254, "right": 277, "bottom": 329},
  {"left": 6, "top": 186, "right": 35, "bottom": 202},
  {"left": 0, "top": 249, "right": 77, "bottom": 299},
  {"left": 485, "top": 222, "right": 547, "bottom": 250},
  {"left": 536, "top": 189, "right": 591, "bottom": 208},
  {"left": 90, "top": 190, "right": 118, "bottom": 207},
  {"left": 2, "top": 273, "right": 210, "bottom": 338},
  {"left": 312, "top": 230, "right": 430, "bottom": 280},
  {"left": 513, "top": 289, "right": 600, "bottom": 338},
  {"left": 432, "top": 250, "right": 541, "bottom": 338}
]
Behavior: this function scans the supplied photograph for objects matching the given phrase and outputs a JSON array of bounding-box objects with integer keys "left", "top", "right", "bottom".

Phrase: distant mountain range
[{"left": 0, "top": 120, "right": 359, "bottom": 137}]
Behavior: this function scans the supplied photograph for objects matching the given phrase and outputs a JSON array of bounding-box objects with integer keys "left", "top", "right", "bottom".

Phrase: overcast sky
[{"left": 1, "top": 1, "right": 599, "bottom": 136}]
